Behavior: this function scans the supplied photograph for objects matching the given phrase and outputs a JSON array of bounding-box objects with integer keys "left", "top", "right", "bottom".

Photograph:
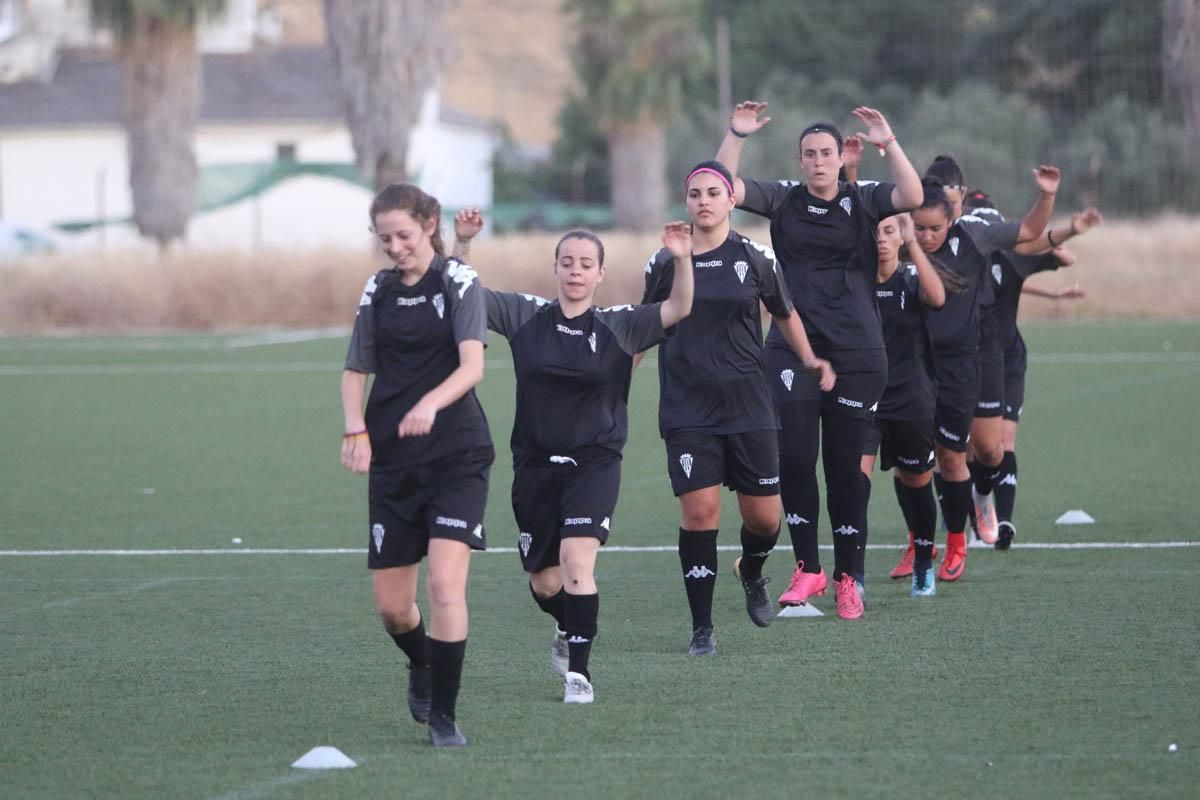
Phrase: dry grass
[{"left": 1, "top": 217, "right": 1196, "bottom": 333}]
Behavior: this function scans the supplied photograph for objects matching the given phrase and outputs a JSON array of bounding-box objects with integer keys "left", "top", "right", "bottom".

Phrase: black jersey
[
  {"left": 344, "top": 255, "right": 492, "bottom": 470},
  {"left": 739, "top": 177, "right": 898, "bottom": 368},
  {"left": 990, "top": 250, "right": 1061, "bottom": 349},
  {"left": 924, "top": 215, "right": 1021, "bottom": 354},
  {"left": 642, "top": 231, "right": 793, "bottom": 437},
  {"left": 875, "top": 264, "right": 936, "bottom": 421},
  {"left": 487, "top": 291, "right": 664, "bottom": 465}
]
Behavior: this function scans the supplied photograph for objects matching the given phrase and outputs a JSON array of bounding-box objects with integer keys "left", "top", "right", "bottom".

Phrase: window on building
[{"left": 276, "top": 142, "right": 297, "bottom": 162}]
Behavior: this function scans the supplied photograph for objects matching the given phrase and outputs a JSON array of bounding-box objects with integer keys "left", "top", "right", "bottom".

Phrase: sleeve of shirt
[
  {"left": 486, "top": 290, "right": 547, "bottom": 338},
  {"left": 738, "top": 177, "right": 793, "bottom": 218},
  {"left": 1003, "top": 250, "right": 1061, "bottom": 279},
  {"left": 959, "top": 216, "right": 1021, "bottom": 256},
  {"left": 855, "top": 180, "right": 899, "bottom": 221},
  {"left": 443, "top": 261, "right": 487, "bottom": 344},
  {"left": 344, "top": 272, "right": 380, "bottom": 373},
  {"left": 597, "top": 303, "right": 666, "bottom": 355},
  {"left": 641, "top": 247, "right": 673, "bottom": 304},
  {"left": 745, "top": 237, "right": 794, "bottom": 318}
]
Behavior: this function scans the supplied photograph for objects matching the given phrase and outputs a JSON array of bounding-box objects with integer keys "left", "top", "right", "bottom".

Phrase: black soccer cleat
[
  {"left": 407, "top": 664, "right": 432, "bottom": 723},
  {"left": 428, "top": 711, "right": 467, "bottom": 748},
  {"left": 733, "top": 556, "right": 774, "bottom": 627},
  {"left": 688, "top": 626, "right": 716, "bottom": 656},
  {"left": 995, "top": 521, "right": 1016, "bottom": 551}
]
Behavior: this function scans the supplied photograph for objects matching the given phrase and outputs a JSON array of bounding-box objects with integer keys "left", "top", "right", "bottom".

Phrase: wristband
[
  {"left": 729, "top": 125, "right": 748, "bottom": 139},
  {"left": 1047, "top": 229, "right": 1059, "bottom": 248},
  {"left": 343, "top": 430, "right": 368, "bottom": 439},
  {"left": 877, "top": 135, "right": 896, "bottom": 156}
]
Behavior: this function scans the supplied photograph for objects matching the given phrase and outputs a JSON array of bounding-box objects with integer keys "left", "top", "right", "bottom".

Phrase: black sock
[
  {"left": 940, "top": 479, "right": 972, "bottom": 535},
  {"left": 388, "top": 619, "right": 431, "bottom": 668},
  {"left": 563, "top": 592, "right": 599, "bottom": 680},
  {"left": 678, "top": 528, "right": 718, "bottom": 630},
  {"left": 971, "top": 457, "right": 1001, "bottom": 496},
  {"left": 781, "top": 473, "right": 821, "bottom": 569},
  {"left": 903, "top": 481, "right": 938, "bottom": 570},
  {"left": 995, "top": 450, "right": 1017, "bottom": 524},
  {"left": 429, "top": 638, "right": 466, "bottom": 720},
  {"left": 933, "top": 472, "right": 946, "bottom": 531},
  {"left": 854, "top": 474, "right": 871, "bottom": 583},
  {"left": 893, "top": 475, "right": 915, "bottom": 533},
  {"left": 530, "top": 584, "right": 566, "bottom": 628},
  {"left": 738, "top": 524, "right": 779, "bottom": 581}
]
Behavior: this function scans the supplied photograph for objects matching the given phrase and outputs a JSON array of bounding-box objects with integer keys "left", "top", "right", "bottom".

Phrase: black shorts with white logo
[
  {"left": 511, "top": 449, "right": 621, "bottom": 574},
  {"left": 367, "top": 446, "right": 495, "bottom": 569},
  {"left": 976, "top": 314, "right": 1005, "bottom": 418},
  {"left": 1003, "top": 335, "right": 1028, "bottom": 422},
  {"left": 664, "top": 428, "right": 780, "bottom": 497},
  {"left": 932, "top": 350, "right": 980, "bottom": 453},
  {"left": 867, "top": 418, "right": 936, "bottom": 473},
  {"left": 767, "top": 346, "right": 887, "bottom": 420}
]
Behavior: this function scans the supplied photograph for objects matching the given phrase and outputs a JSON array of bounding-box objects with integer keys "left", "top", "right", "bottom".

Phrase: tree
[
  {"left": 91, "top": 1, "right": 226, "bottom": 248},
  {"left": 323, "top": 0, "right": 448, "bottom": 190},
  {"left": 1165, "top": 0, "right": 1200, "bottom": 170},
  {"left": 567, "top": 0, "right": 709, "bottom": 230}
]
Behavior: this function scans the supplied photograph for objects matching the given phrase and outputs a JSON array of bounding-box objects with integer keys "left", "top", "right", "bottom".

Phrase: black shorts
[
  {"left": 767, "top": 347, "right": 887, "bottom": 420},
  {"left": 664, "top": 428, "right": 780, "bottom": 497},
  {"left": 932, "top": 350, "right": 979, "bottom": 453},
  {"left": 367, "top": 446, "right": 495, "bottom": 569},
  {"left": 868, "top": 418, "right": 936, "bottom": 473},
  {"left": 1003, "top": 335, "right": 1028, "bottom": 422},
  {"left": 976, "top": 315, "right": 1005, "bottom": 418},
  {"left": 511, "top": 451, "right": 621, "bottom": 573}
]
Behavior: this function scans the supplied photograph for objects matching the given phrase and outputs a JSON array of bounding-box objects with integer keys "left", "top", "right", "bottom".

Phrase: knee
[
  {"left": 681, "top": 500, "right": 720, "bottom": 530},
  {"left": 376, "top": 603, "right": 419, "bottom": 634},
  {"left": 425, "top": 570, "right": 465, "bottom": 611},
  {"left": 529, "top": 569, "right": 562, "bottom": 598},
  {"left": 975, "top": 440, "right": 1004, "bottom": 466}
]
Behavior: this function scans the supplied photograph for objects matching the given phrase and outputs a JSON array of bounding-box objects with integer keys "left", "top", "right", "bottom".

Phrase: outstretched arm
[
  {"left": 1011, "top": 166, "right": 1062, "bottom": 250},
  {"left": 1014, "top": 207, "right": 1102, "bottom": 255},
  {"left": 658, "top": 222, "right": 694, "bottom": 328},
  {"left": 716, "top": 100, "right": 771, "bottom": 205},
  {"left": 851, "top": 106, "right": 921, "bottom": 210}
]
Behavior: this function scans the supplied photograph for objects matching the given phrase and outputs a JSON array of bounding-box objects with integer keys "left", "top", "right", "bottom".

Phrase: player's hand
[
  {"left": 454, "top": 207, "right": 484, "bottom": 241},
  {"left": 730, "top": 101, "right": 771, "bottom": 137},
  {"left": 851, "top": 106, "right": 895, "bottom": 148},
  {"left": 1071, "top": 207, "right": 1103, "bottom": 235},
  {"left": 1058, "top": 282, "right": 1086, "bottom": 300},
  {"left": 1033, "top": 165, "right": 1061, "bottom": 195},
  {"left": 1051, "top": 246, "right": 1077, "bottom": 267},
  {"left": 340, "top": 433, "right": 371, "bottom": 474},
  {"left": 662, "top": 221, "right": 692, "bottom": 258},
  {"left": 806, "top": 357, "right": 837, "bottom": 392},
  {"left": 842, "top": 135, "right": 864, "bottom": 170},
  {"left": 398, "top": 401, "right": 437, "bottom": 438},
  {"left": 897, "top": 212, "right": 916, "bottom": 245}
]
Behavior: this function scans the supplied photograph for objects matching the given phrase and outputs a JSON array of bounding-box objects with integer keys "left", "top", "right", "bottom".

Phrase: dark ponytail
[
  {"left": 369, "top": 183, "right": 446, "bottom": 255},
  {"left": 924, "top": 155, "right": 966, "bottom": 189}
]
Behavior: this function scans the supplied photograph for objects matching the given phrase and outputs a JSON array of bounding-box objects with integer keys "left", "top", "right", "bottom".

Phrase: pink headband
[{"left": 685, "top": 167, "right": 734, "bottom": 198}]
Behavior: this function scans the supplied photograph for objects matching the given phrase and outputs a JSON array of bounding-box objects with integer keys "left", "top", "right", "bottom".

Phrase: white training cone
[
  {"left": 1055, "top": 509, "right": 1095, "bottom": 525},
  {"left": 777, "top": 603, "right": 824, "bottom": 618},
  {"left": 292, "top": 746, "right": 357, "bottom": 769}
]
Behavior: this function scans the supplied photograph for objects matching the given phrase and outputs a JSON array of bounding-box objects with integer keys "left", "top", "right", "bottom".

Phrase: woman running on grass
[
  {"left": 640, "top": 160, "right": 833, "bottom": 652},
  {"left": 452, "top": 212, "right": 694, "bottom": 703},
  {"left": 340, "top": 183, "right": 493, "bottom": 748},
  {"left": 715, "top": 102, "right": 922, "bottom": 619}
]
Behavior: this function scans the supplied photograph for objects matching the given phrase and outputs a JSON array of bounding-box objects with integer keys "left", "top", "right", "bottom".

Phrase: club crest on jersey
[
  {"left": 588, "top": 332, "right": 597, "bottom": 353},
  {"left": 900, "top": 290, "right": 906, "bottom": 311},
  {"left": 992, "top": 263, "right": 1003, "bottom": 285},
  {"left": 840, "top": 197, "right": 852, "bottom": 216},
  {"left": 372, "top": 523, "right": 385, "bottom": 553},
  {"left": 679, "top": 453, "right": 694, "bottom": 479},
  {"left": 432, "top": 292, "right": 445, "bottom": 319},
  {"left": 949, "top": 237, "right": 960, "bottom": 257},
  {"left": 734, "top": 260, "right": 749, "bottom": 284},
  {"left": 518, "top": 531, "right": 532, "bottom": 556},
  {"left": 780, "top": 369, "right": 795, "bottom": 391}
]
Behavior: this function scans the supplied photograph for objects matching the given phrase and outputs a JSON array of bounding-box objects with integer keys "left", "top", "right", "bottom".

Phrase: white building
[{"left": 0, "top": 1, "right": 497, "bottom": 252}]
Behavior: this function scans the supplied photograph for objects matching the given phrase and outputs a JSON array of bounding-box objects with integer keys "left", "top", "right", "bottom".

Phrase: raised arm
[
  {"left": 1010, "top": 166, "right": 1062, "bottom": 251},
  {"left": 774, "top": 311, "right": 836, "bottom": 391},
  {"left": 716, "top": 100, "right": 772, "bottom": 205},
  {"left": 1014, "top": 207, "right": 1102, "bottom": 255},
  {"left": 850, "top": 107, "right": 922, "bottom": 210},
  {"left": 658, "top": 221, "right": 694, "bottom": 328},
  {"left": 898, "top": 212, "right": 946, "bottom": 308},
  {"left": 452, "top": 207, "right": 485, "bottom": 260},
  {"left": 340, "top": 369, "right": 371, "bottom": 473}
]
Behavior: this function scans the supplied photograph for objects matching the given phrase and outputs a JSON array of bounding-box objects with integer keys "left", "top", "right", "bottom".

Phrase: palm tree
[
  {"left": 1165, "top": 0, "right": 1200, "bottom": 169},
  {"left": 567, "top": 0, "right": 709, "bottom": 230},
  {"left": 90, "top": 1, "right": 226, "bottom": 249},
  {"left": 323, "top": 0, "right": 449, "bottom": 190}
]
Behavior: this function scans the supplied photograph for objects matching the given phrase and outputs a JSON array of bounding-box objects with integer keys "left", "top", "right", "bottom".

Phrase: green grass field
[{"left": 2, "top": 321, "right": 1198, "bottom": 799}]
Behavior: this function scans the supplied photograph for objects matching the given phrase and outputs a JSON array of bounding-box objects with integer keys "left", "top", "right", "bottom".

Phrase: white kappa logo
[
  {"left": 432, "top": 292, "right": 445, "bottom": 319},
  {"left": 684, "top": 565, "right": 716, "bottom": 579},
  {"left": 840, "top": 197, "right": 852, "bottom": 216},
  {"left": 780, "top": 369, "right": 795, "bottom": 391},
  {"left": 834, "top": 525, "right": 860, "bottom": 536},
  {"left": 371, "top": 523, "right": 385, "bottom": 553},
  {"left": 549, "top": 455, "right": 578, "bottom": 466},
  {"left": 786, "top": 513, "right": 809, "bottom": 526},
  {"left": 949, "top": 237, "right": 960, "bottom": 257},
  {"left": 999, "top": 474, "right": 1018, "bottom": 487},
  {"left": 471, "top": 524, "right": 484, "bottom": 540},
  {"left": 734, "top": 260, "right": 749, "bottom": 284},
  {"left": 600, "top": 517, "right": 610, "bottom": 531},
  {"left": 679, "top": 453, "right": 694, "bottom": 479}
]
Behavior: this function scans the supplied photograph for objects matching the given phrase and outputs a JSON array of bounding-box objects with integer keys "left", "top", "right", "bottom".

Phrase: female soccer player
[
  {"left": 715, "top": 102, "right": 922, "bottom": 619},
  {"left": 909, "top": 168, "right": 1060, "bottom": 582},
  {"left": 452, "top": 213, "right": 694, "bottom": 703},
  {"left": 641, "top": 160, "right": 834, "bottom": 650},
  {"left": 340, "top": 183, "right": 493, "bottom": 748}
]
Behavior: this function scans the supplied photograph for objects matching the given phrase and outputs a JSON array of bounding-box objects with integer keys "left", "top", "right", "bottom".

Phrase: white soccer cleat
[
  {"left": 971, "top": 485, "right": 999, "bottom": 544},
  {"left": 563, "top": 671, "right": 594, "bottom": 704},
  {"left": 550, "top": 627, "right": 569, "bottom": 677}
]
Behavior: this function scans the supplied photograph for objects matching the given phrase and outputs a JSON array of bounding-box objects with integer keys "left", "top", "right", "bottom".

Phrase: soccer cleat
[
  {"left": 911, "top": 566, "right": 937, "bottom": 597},
  {"left": 563, "top": 671, "right": 595, "bottom": 704},
  {"left": 890, "top": 534, "right": 940, "bottom": 578},
  {"left": 938, "top": 535, "right": 967, "bottom": 582},
  {"left": 407, "top": 664, "right": 432, "bottom": 723},
  {"left": 996, "top": 521, "right": 1016, "bottom": 551},
  {"left": 835, "top": 574, "right": 864, "bottom": 620},
  {"left": 550, "top": 627, "right": 569, "bottom": 677},
  {"left": 732, "top": 556, "right": 774, "bottom": 627},
  {"left": 778, "top": 561, "right": 828, "bottom": 606},
  {"left": 688, "top": 626, "right": 716, "bottom": 656},
  {"left": 428, "top": 712, "right": 467, "bottom": 748},
  {"left": 971, "top": 486, "right": 999, "bottom": 544}
]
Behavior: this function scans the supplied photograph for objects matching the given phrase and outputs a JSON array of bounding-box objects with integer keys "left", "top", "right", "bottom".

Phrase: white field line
[
  {"left": 225, "top": 327, "right": 351, "bottom": 349},
  {"left": 1028, "top": 351, "right": 1200, "bottom": 364},
  {"left": 2, "top": 542, "right": 1197, "bottom": 558}
]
